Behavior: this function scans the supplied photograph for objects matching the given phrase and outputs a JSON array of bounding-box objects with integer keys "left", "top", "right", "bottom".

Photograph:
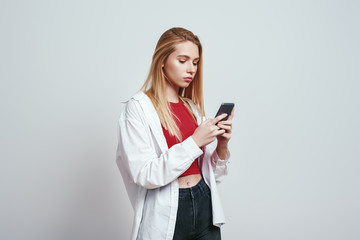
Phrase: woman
[{"left": 116, "top": 27, "right": 234, "bottom": 240}]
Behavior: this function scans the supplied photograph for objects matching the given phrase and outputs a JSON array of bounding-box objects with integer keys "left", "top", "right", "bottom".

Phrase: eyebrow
[{"left": 177, "top": 55, "right": 200, "bottom": 61}]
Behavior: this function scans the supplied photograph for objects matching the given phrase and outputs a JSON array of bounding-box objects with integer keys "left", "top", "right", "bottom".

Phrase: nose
[{"left": 187, "top": 62, "right": 196, "bottom": 75}]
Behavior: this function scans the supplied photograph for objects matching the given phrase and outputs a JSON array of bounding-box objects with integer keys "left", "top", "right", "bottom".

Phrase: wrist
[
  {"left": 191, "top": 135, "right": 201, "bottom": 148},
  {"left": 216, "top": 144, "right": 228, "bottom": 160},
  {"left": 216, "top": 142, "right": 228, "bottom": 149}
]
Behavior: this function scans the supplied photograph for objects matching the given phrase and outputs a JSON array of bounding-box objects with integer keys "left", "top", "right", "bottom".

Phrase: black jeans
[{"left": 173, "top": 178, "right": 221, "bottom": 240}]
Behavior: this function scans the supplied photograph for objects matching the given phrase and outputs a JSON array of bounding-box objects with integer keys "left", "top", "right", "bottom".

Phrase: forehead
[{"left": 172, "top": 41, "right": 199, "bottom": 59}]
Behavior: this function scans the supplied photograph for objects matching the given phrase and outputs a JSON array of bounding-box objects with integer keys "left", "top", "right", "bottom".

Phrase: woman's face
[{"left": 163, "top": 41, "right": 200, "bottom": 90}]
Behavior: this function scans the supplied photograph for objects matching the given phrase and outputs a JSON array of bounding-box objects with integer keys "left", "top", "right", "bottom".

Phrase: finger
[
  {"left": 218, "top": 131, "right": 231, "bottom": 138},
  {"left": 221, "top": 133, "right": 231, "bottom": 139},
  {"left": 215, "top": 129, "right": 226, "bottom": 136},
  {"left": 228, "top": 108, "right": 235, "bottom": 120},
  {"left": 220, "top": 128, "right": 231, "bottom": 134},
  {"left": 217, "top": 124, "right": 231, "bottom": 131},
  {"left": 210, "top": 124, "right": 221, "bottom": 131},
  {"left": 211, "top": 113, "right": 228, "bottom": 125},
  {"left": 218, "top": 120, "right": 232, "bottom": 126}
]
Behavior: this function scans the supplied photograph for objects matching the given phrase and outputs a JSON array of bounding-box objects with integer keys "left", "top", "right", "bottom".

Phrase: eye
[
  {"left": 179, "top": 60, "right": 186, "bottom": 63},
  {"left": 193, "top": 62, "right": 199, "bottom": 66}
]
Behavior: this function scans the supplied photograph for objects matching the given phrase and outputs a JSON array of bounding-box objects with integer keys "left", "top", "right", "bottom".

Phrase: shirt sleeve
[
  {"left": 210, "top": 145, "right": 231, "bottom": 183},
  {"left": 116, "top": 100, "right": 203, "bottom": 189}
]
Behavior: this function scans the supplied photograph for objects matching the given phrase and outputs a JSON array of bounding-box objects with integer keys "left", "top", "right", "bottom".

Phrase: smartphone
[{"left": 215, "top": 103, "right": 234, "bottom": 121}]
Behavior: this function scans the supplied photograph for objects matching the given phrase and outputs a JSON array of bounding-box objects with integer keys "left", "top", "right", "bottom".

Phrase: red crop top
[{"left": 161, "top": 98, "right": 201, "bottom": 177}]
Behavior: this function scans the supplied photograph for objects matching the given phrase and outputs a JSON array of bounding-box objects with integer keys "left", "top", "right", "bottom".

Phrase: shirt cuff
[
  {"left": 213, "top": 149, "right": 231, "bottom": 166},
  {"left": 183, "top": 136, "right": 203, "bottom": 159}
]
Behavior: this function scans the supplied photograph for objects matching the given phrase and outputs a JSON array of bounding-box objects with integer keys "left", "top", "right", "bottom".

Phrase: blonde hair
[{"left": 141, "top": 27, "right": 205, "bottom": 141}]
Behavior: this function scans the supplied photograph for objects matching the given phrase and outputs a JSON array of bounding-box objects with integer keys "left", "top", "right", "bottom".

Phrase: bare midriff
[{"left": 178, "top": 173, "right": 202, "bottom": 188}]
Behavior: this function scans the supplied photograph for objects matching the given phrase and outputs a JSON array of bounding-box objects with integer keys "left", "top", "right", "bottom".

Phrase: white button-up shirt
[{"left": 116, "top": 91, "right": 230, "bottom": 240}]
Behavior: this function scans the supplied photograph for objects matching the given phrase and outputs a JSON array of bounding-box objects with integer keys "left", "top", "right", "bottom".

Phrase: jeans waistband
[{"left": 178, "top": 178, "right": 210, "bottom": 198}]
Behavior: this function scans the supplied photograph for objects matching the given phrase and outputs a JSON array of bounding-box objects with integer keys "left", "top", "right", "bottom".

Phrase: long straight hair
[{"left": 141, "top": 27, "right": 205, "bottom": 141}]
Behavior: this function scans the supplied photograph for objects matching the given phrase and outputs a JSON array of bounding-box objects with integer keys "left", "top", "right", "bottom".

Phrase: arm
[
  {"left": 212, "top": 107, "right": 234, "bottom": 182},
  {"left": 116, "top": 101, "right": 203, "bottom": 189}
]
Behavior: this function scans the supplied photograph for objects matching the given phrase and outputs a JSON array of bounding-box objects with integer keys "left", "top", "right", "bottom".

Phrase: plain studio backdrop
[{"left": 0, "top": 0, "right": 359, "bottom": 239}]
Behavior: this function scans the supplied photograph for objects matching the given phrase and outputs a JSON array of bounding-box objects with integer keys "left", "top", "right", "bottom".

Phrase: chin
[{"left": 180, "top": 82, "right": 191, "bottom": 88}]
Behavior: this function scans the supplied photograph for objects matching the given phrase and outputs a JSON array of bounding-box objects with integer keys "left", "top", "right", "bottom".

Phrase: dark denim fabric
[{"left": 173, "top": 178, "right": 221, "bottom": 240}]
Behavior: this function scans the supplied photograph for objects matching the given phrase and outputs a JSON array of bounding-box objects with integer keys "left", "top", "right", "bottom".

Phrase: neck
[{"left": 165, "top": 82, "right": 180, "bottom": 103}]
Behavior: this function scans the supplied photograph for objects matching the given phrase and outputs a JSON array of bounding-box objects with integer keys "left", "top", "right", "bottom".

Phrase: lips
[{"left": 184, "top": 77, "right": 193, "bottom": 83}]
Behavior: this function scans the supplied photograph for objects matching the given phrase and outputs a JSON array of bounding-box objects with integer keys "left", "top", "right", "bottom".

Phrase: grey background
[{"left": 1, "top": 0, "right": 359, "bottom": 239}]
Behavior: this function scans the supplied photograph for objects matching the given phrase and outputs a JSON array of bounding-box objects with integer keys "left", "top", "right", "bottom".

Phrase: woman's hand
[
  {"left": 191, "top": 113, "right": 228, "bottom": 148},
  {"left": 216, "top": 108, "right": 234, "bottom": 159},
  {"left": 216, "top": 108, "right": 234, "bottom": 146}
]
